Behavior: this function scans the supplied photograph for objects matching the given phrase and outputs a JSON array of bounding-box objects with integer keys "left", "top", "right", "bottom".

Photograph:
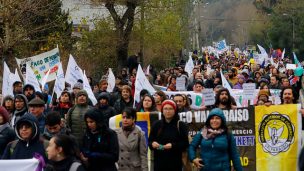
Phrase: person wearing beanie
[
  {"left": 188, "top": 108, "right": 242, "bottom": 171},
  {"left": 96, "top": 92, "right": 116, "bottom": 127},
  {"left": 148, "top": 100, "right": 189, "bottom": 171},
  {"left": 66, "top": 90, "right": 91, "bottom": 147},
  {"left": 71, "top": 82, "right": 84, "bottom": 104},
  {"left": 0, "top": 106, "right": 15, "bottom": 156},
  {"left": 11, "top": 94, "right": 28, "bottom": 128},
  {"left": 2, "top": 95, "right": 14, "bottom": 116},
  {"left": 80, "top": 108, "right": 119, "bottom": 171}
]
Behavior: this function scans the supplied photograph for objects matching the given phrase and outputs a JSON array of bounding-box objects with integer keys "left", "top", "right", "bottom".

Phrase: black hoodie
[
  {"left": 23, "top": 84, "right": 36, "bottom": 102},
  {"left": 11, "top": 94, "right": 28, "bottom": 127},
  {"left": 2, "top": 114, "right": 46, "bottom": 160}
]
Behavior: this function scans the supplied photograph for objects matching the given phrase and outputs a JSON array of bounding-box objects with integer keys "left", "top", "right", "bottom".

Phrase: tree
[{"left": 0, "top": 0, "right": 72, "bottom": 66}]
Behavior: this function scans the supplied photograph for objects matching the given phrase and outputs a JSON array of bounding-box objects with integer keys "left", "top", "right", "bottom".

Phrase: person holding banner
[
  {"left": 188, "top": 108, "right": 242, "bottom": 171},
  {"left": 148, "top": 100, "right": 189, "bottom": 171}
]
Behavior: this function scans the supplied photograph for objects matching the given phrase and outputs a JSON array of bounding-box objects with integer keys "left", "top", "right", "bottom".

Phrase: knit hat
[
  {"left": 161, "top": 100, "right": 177, "bottom": 112},
  {"left": 76, "top": 90, "right": 88, "bottom": 98},
  {"left": 0, "top": 106, "right": 10, "bottom": 124},
  {"left": 73, "top": 82, "right": 83, "bottom": 90},
  {"left": 258, "top": 89, "right": 270, "bottom": 99}
]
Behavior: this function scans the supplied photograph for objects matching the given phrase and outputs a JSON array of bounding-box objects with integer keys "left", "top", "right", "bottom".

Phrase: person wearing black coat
[
  {"left": 80, "top": 108, "right": 119, "bottom": 171},
  {"left": 0, "top": 106, "right": 15, "bottom": 156},
  {"left": 2, "top": 114, "right": 46, "bottom": 161},
  {"left": 149, "top": 100, "right": 189, "bottom": 171},
  {"left": 96, "top": 92, "right": 116, "bottom": 126}
]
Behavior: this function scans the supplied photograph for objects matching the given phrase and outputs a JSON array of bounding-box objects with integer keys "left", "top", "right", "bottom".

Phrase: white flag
[
  {"left": 65, "top": 54, "right": 83, "bottom": 87},
  {"left": 220, "top": 71, "right": 241, "bottom": 107},
  {"left": 145, "top": 65, "right": 150, "bottom": 76},
  {"left": 281, "top": 48, "right": 285, "bottom": 60},
  {"left": 185, "top": 55, "right": 194, "bottom": 75},
  {"left": 40, "top": 69, "right": 50, "bottom": 91},
  {"left": 2, "top": 62, "right": 14, "bottom": 98},
  {"left": 0, "top": 158, "right": 40, "bottom": 171},
  {"left": 106, "top": 68, "right": 115, "bottom": 93},
  {"left": 26, "top": 64, "right": 41, "bottom": 92},
  {"left": 53, "top": 62, "right": 65, "bottom": 98},
  {"left": 257, "top": 44, "right": 269, "bottom": 65},
  {"left": 134, "top": 65, "right": 156, "bottom": 104},
  {"left": 13, "top": 68, "right": 21, "bottom": 82},
  {"left": 83, "top": 70, "right": 97, "bottom": 106}
]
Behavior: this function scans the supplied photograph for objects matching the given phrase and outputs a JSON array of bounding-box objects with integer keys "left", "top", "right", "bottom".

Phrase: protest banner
[
  {"left": 202, "top": 88, "right": 215, "bottom": 106},
  {"left": 243, "top": 83, "right": 256, "bottom": 100},
  {"left": 109, "top": 107, "right": 256, "bottom": 171},
  {"left": 0, "top": 158, "right": 39, "bottom": 171},
  {"left": 255, "top": 104, "right": 301, "bottom": 171},
  {"left": 176, "top": 77, "right": 186, "bottom": 91},
  {"left": 15, "top": 47, "right": 60, "bottom": 82}
]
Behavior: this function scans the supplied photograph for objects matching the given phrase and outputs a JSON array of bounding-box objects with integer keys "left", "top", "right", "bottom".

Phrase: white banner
[
  {"left": 106, "top": 68, "right": 115, "bottom": 93},
  {"left": 53, "top": 62, "right": 65, "bottom": 98},
  {"left": 15, "top": 47, "right": 60, "bottom": 82},
  {"left": 65, "top": 54, "right": 83, "bottom": 87},
  {"left": 26, "top": 64, "right": 41, "bottom": 92},
  {"left": 83, "top": 70, "right": 97, "bottom": 106},
  {"left": 0, "top": 158, "right": 39, "bottom": 171},
  {"left": 134, "top": 65, "right": 156, "bottom": 104}
]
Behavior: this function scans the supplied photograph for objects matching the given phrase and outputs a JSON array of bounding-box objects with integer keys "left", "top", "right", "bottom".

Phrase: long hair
[
  {"left": 53, "top": 134, "right": 78, "bottom": 158},
  {"left": 280, "top": 86, "right": 298, "bottom": 104},
  {"left": 136, "top": 94, "right": 157, "bottom": 112},
  {"left": 215, "top": 88, "right": 233, "bottom": 109}
]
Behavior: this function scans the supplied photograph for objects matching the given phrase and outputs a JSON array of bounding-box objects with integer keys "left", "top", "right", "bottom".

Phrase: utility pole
[{"left": 139, "top": 2, "right": 145, "bottom": 65}]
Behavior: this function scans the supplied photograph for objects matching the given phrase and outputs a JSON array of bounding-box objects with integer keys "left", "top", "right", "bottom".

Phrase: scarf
[
  {"left": 122, "top": 124, "right": 135, "bottom": 137},
  {"left": 202, "top": 126, "right": 224, "bottom": 139},
  {"left": 59, "top": 102, "right": 72, "bottom": 109}
]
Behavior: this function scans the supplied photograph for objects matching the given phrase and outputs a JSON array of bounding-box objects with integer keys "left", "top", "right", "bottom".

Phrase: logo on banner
[{"left": 258, "top": 112, "right": 294, "bottom": 156}]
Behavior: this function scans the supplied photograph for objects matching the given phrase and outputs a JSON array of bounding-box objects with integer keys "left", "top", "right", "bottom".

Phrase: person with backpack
[
  {"left": 45, "top": 134, "right": 85, "bottom": 171},
  {"left": 2, "top": 114, "right": 46, "bottom": 161},
  {"left": 148, "top": 100, "right": 189, "bottom": 171},
  {"left": 188, "top": 108, "right": 242, "bottom": 171},
  {"left": 116, "top": 107, "right": 148, "bottom": 171}
]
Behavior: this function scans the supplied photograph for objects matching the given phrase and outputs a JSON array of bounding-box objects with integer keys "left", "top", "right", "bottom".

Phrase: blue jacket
[{"left": 188, "top": 108, "right": 242, "bottom": 171}]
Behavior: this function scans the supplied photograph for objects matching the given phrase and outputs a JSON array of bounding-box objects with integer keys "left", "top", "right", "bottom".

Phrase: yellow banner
[{"left": 255, "top": 104, "right": 301, "bottom": 171}]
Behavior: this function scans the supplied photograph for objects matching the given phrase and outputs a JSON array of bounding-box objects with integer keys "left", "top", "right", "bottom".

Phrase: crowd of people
[{"left": 0, "top": 47, "right": 304, "bottom": 171}]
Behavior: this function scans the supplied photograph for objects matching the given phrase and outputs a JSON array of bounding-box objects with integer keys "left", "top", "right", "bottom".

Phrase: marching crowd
[{"left": 0, "top": 47, "right": 304, "bottom": 171}]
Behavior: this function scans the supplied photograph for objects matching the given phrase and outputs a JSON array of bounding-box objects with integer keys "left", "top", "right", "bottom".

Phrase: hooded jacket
[
  {"left": 188, "top": 108, "right": 242, "bottom": 171},
  {"left": 97, "top": 93, "right": 116, "bottom": 127},
  {"left": 11, "top": 94, "right": 28, "bottom": 127},
  {"left": 23, "top": 84, "right": 36, "bottom": 102},
  {"left": 82, "top": 108, "right": 119, "bottom": 171},
  {"left": 2, "top": 114, "right": 46, "bottom": 160}
]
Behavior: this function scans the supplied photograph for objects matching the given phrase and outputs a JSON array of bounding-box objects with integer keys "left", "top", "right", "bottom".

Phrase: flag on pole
[
  {"left": 134, "top": 65, "right": 156, "bottom": 105},
  {"left": 26, "top": 64, "right": 41, "bottom": 92},
  {"left": 145, "top": 65, "right": 150, "bottom": 76},
  {"left": 83, "top": 70, "right": 97, "bottom": 106},
  {"left": 185, "top": 55, "right": 194, "bottom": 75},
  {"left": 40, "top": 69, "right": 50, "bottom": 91},
  {"left": 2, "top": 62, "right": 14, "bottom": 98},
  {"left": 293, "top": 52, "right": 300, "bottom": 66},
  {"left": 281, "top": 48, "right": 285, "bottom": 60},
  {"left": 107, "top": 68, "right": 115, "bottom": 93},
  {"left": 65, "top": 54, "right": 83, "bottom": 87},
  {"left": 53, "top": 62, "right": 65, "bottom": 98}
]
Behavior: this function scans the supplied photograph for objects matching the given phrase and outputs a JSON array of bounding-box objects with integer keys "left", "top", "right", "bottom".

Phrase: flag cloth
[
  {"left": 40, "top": 69, "right": 50, "bottom": 91},
  {"left": 0, "top": 158, "right": 40, "bottom": 171},
  {"left": 83, "top": 70, "right": 97, "bottom": 106},
  {"left": 26, "top": 64, "right": 41, "bottom": 92},
  {"left": 220, "top": 71, "right": 241, "bottom": 107},
  {"left": 106, "top": 68, "right": 115, "bottom": 93},
  {"left": 53, "top": 62, "right": 65, "bottom": 98},
  {"left": 184, "top": 55, "right": 194, "bottom": 75},
  {"left": 2, "top": 62, "right": 14, "bottom": 98},
  {"left": 255, "top": 104, "right": 301, "bottom": 171},
  {"left": 134, "top": 65, "right": 156, "bottom": 105},
  {"left": 65, "top": 54, "right": 83, "bottom": 87}
]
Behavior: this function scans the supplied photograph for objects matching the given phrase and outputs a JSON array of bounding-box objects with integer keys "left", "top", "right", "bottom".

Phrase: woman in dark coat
[
  {"left": 148, "top": 100, "right": 189, "bottom": 171},
  {"left": 188, "top": 108, "right": 242, "bottom": 171},
  {"left": 80, "top": 108, "right": 119, "bottom": 171}
]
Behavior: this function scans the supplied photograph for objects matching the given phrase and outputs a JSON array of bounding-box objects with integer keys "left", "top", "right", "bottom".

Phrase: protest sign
[
  {"left": 15, "top": 47, "right": 60, "bottom": 82},
  {"left": 202, "top": 88, "right": 215, "bottom": 106},
  {"left": 176, "top": 77, "right": 186, "bottom": 91},
  {"left": 243, "top": 83, "right": 256, "bottom": 100}
]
